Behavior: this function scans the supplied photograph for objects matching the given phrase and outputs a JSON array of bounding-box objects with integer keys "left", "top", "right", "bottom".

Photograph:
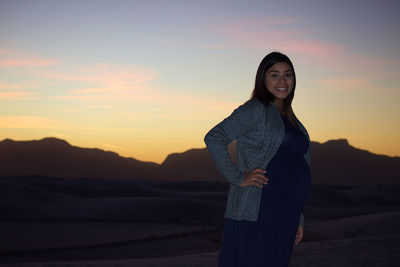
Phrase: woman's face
[{"left": 264, "top": 62, "right": 294, "bottom": 101}]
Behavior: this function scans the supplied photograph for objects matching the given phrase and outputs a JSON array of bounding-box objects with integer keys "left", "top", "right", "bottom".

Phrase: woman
[{"left": 204, "top": 52, "right": 311, "bottom": 267}]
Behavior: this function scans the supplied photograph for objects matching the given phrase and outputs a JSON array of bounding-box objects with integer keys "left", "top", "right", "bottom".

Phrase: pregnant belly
[{"left": 265, "top": 153, "right": 311, "bottom": 197}]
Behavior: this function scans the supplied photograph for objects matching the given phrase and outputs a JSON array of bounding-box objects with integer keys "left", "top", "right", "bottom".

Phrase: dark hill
[
  {"left": 159, "top": 143, "right": 236, "bottom": 182},
  {"left": 0, "top": 137, "right": 159, "bottom": 179},
  {"left": 159, "top": 139, "right": 400, "bottom": 185},
  {"left": 0, "top": 137, "right": 399, "bottom": 185},
  {"left": 311, "top": 139, "right": 400, "bottom": 185}
]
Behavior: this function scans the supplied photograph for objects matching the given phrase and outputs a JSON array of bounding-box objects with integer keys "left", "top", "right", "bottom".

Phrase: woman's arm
[{"left": 204, "top": 99, "right": 260, "bottom": 186}]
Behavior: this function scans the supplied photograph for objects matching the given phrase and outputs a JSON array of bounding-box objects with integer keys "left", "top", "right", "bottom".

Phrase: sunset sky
[{"left": 1, "top": 0, "right": 399, "bottom": 163}]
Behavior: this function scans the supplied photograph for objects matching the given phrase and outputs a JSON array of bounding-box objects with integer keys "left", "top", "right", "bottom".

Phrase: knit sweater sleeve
[{"left": 204, "top": 99, "right": 259, "bottom": 186}]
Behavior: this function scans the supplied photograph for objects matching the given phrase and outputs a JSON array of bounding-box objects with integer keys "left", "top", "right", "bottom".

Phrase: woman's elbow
[
  {"left": 204, "top": 125, "right": 230, "bottom": 148},
  {"left": 204, "top": 131, "right": 212, "bottom": 146},
  {"left": 204, "top": 126, "right": 219, "bottom": 145}
]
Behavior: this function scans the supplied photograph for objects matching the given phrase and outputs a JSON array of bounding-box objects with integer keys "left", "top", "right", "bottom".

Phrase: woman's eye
[
  {"left": 270, "top": 74, "right": 278, "bottom": 78},
  {"left": 285, "top": 73, "right": 293, "bottom": 78}
]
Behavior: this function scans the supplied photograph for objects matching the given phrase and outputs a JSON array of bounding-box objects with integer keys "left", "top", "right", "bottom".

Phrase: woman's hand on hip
[
  {"left": 294, "top": 225, "right": 304, "bottom": 245},
  {"left": 240, "top": 169, "right": 268, "bottom": 188}
]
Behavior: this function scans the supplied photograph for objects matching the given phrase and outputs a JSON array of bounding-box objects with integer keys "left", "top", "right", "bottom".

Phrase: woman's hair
[{"left": 250, "top": 51, "right": 298, "bottom": 127}]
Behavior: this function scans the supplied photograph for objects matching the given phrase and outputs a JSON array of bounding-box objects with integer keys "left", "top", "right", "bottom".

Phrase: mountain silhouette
[
  {"left": 310, "top": 139, "right": 399, "bottom": 185},
  {"left": 159, "top": 143, "right": 236, "bottom": 182},
  {"left": 0, "top": 137, "right": 399, "bottom": 185},
  {"left": 0, "top": 137, "right": 159, "bottom": 179}
]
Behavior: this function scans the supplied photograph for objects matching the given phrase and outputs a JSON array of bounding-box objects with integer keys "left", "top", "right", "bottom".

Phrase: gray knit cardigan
[{"left": 204, "top": 98, "right": 311, "bottom": 226}]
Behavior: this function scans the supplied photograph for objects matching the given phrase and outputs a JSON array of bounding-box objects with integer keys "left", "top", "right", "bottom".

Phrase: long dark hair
[{"left": 250, "top": 51, "right": 298, "bottom": 127}]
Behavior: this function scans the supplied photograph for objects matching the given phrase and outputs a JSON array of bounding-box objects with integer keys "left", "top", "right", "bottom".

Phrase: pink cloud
[
  {"left": 0, "top": 81, "right": 36, "bottom": 99},
  {"left": 0, "top": 91, "right": 35, "bottom": 99},
  {"left": 208, "top": 17, "right": 304, "bottom": 39},
  {"left": 0, "top": 46, "right": 60, "bottom": 67},
  {"left": 0, "top": 115, "right": 118, "bottom": 130},
  {"left": 0, "top": 48, "right": 14, "bottom": 55},
  {"left": 37, "top": 64, "right": 235, "bottom": 108},
  {"left": 313, "top": 78, "right": 381, "bottom": 92},
  {"left": 279, "top": 41, "right": 345, "bottom": 56},
  {"left": 0, "top": 82, "right": 23, "bottom": 90},
  {"left": 209, "top": 17, "right": 300, "bottom": 32},
  {"left": 51, "top": 91, "right": 171, "bottom": 102},
  {"left": 204, "top": 17, "right": 345, "bottom": 57},
  {"left": 44, "top": 64, "right": 155, "bottom": 84},
  {"left": 0, "top": 57, "right": 59, "bottom": 67},
  {"left": 0, "top": 116, "right": 58, "bottom": 129},
  {"left": 1, "top": 58, "right": 170, "bottom": 103},
  {"left": 52, "top": 94, "right": 122, "bottom": 100},
  {"left": 88, "top": 105, "right": 113, "bottom": 109},
  {"left": 41, "top": 64, "right": 159, "bottom": 100}
]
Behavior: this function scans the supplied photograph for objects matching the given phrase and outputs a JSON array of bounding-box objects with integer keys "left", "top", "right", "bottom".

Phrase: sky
[{"left": 0, "top": 0, "right": 399, "bottom": 164}]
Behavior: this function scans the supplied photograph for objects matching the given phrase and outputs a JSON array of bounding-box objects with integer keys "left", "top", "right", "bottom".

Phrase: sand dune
[
  {"left": 0, "top": 221, "right": 214, "bottom": 252},
  {"left": 306, "top": 185, "right": 358, "bottom": 207},
  {"left": 343, "top": 185, "right": 400, "bottom": 203},
  {"left": 291, "top": 235, "right": 400, "bottom": 267},
  {"left": 0, "top": 252, "right": 220, "bottom": 267},
  {"left": 307, "top": 210, "right": 400, "bottom": 240},
  {"left": 1, "top": 176, "right": 399, "bottom": 266},
  {"left": 307, "top": 184, "right": 400, "bottom": 207},
  {"left": 0, "top": 177, "right": 227, "bottom": 221},
  {"left": 1, "top": 235, "right": 399, "bottom": 267}
]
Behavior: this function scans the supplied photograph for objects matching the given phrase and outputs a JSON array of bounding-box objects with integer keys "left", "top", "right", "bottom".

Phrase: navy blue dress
[{"left": 219, "top": 114, "right": 311, "bottom": 267}]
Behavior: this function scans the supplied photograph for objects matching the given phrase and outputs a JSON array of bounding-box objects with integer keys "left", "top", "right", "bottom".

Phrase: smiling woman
[
  {"left": 264, "top": 62, "right": 294, "bottom": 100},
  {"left": 205, "top": 52, "right": 311, "bottom": 267}
]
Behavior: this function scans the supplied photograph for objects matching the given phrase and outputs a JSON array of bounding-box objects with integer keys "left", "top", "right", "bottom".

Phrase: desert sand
[{"left": 0, "top": 176, "right": 399, "bottom": 266}]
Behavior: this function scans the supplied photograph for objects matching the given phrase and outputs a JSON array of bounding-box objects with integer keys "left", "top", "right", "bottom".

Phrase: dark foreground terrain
[{"left": 0, "top": 175, "right": 399, "bottom": 266}]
